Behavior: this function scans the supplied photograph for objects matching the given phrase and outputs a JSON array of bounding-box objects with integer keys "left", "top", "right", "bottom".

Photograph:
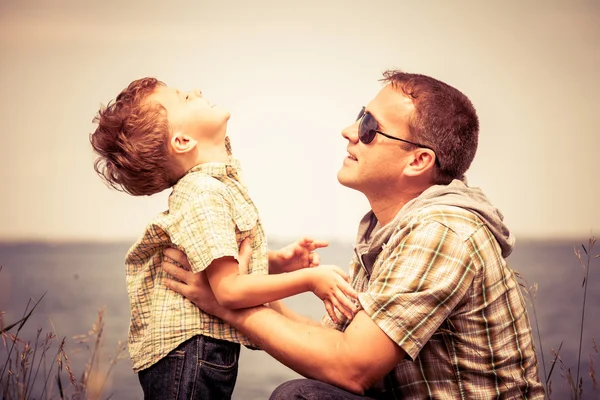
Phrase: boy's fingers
[
  {"left": 312, "top": 240, "right": 329, "bottom": 250},
  {"left": 331, "top": 265, "right": 347, "bottom": 277},
  {"left": 330, "top": 295, "right": 353, "bottom": 320},
  {"left": 324, "top": 300, "right": 338, "bottom": 324},
  {"left": 299, "top": 237, "right": 313, "bottom": 246},
  {"left": 336, "top": 289, "right": 358, "bottom": 315},
  {"left": 341, "top": 282, "right": 358, "bottom": 299},
  {"left": 310, "top": 253, "right": 321, "bottom": 267}
]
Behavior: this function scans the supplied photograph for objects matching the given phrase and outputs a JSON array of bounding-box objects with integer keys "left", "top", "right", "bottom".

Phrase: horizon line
[{"left": 0, "top": 233, "right": 594, "bottom": 246}]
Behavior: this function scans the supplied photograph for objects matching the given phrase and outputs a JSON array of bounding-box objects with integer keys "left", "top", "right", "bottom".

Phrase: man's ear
[
  {"left": 170, "top": 132, "right": 198, "bottom": 154},
  {"left": 405, "top": 149, "right": 436, "bottom": 177}
]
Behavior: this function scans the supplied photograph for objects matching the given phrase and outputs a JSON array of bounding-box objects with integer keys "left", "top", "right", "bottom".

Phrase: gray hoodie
[{"left": 355, "top": 179, "right": 514, "bottom": 275}]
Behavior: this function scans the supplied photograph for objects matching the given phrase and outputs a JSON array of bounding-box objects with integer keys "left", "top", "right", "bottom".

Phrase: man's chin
[{"left": 336, "top": 171, "right": 356, "bottom": 189}]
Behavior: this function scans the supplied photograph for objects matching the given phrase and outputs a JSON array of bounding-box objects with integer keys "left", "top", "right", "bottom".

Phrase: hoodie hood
[{"left": 355, "top": 178, "right": 514, "bottom": 274}]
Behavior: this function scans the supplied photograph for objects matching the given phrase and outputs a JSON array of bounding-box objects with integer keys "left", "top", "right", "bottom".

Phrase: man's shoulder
[{"left": 413, "top": 204, "right": 485, "bottom": 240}]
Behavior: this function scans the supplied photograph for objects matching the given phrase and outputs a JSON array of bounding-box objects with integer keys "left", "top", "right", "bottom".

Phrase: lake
[{"left": 1, "top": 238, "right": 598, "bottom": 399}]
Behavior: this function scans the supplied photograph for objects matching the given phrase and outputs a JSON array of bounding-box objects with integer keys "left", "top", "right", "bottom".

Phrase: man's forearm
[
  {"left": 268, "top": 300, "right": 321, "bottom": 327},
  {"left": 220, "top": 305, "right": 364, "bottom": 393}
]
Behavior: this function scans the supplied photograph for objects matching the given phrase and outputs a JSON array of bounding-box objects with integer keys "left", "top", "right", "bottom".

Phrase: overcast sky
[{"left": 1, "top": 0, "right": 598, "bottom": 243}]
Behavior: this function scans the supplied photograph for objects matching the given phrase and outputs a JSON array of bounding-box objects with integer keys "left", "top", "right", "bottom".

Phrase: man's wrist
[
  {"left": 221, "top": 303, "right": 268, "bottom": 329},
  {"left": 268, "top": 250, "right": 282, "bottom": 273}
]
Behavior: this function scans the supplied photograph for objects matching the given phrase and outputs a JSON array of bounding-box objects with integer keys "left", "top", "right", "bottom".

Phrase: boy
[{"left": 90, "top": 77, "right": 357, "bottom": 400}]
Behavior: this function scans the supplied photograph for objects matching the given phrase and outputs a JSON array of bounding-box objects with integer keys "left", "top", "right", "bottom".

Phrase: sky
[{"left": 0, "top": 0, "right": 598, "bottom": 243}]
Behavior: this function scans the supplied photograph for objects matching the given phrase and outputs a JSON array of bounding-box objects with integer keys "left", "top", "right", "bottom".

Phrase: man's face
[
  {"left": 149, "top": 85, "right": 231, "bottom": 144},
  {"left": 337, "top": 84, "right": 416, "bottom": 196}
]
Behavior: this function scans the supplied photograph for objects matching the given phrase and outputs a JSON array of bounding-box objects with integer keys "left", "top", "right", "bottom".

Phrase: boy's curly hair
[{"left": 90, "top": 77, "right": 181, "bottom": 196}]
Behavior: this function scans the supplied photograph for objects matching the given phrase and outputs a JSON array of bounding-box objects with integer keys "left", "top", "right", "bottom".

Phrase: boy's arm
[
  {"left": 205, "top": 256, "right": 357, "bottom": 320},
  {"left": 268, "top": 237, "right": 328, "bottom": 274}
]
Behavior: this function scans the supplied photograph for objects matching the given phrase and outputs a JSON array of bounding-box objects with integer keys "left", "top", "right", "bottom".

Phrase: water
[{"left": 1, "top": 238, "right": 599, "bottom": 399}]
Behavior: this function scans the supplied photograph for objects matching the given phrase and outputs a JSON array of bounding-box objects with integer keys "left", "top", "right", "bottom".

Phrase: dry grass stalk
[{"left": 0, "top": 266, "right": 126, "bottom": 400}]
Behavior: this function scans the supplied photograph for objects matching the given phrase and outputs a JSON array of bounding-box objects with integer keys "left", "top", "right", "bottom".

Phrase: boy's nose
[{"left": 188, "top": 89, "right": 203, "bottom": 99}]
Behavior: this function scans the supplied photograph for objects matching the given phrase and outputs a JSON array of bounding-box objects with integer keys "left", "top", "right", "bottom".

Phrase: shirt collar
[{"left": 185, "top": 157, "right": 242, "bottom": 180}]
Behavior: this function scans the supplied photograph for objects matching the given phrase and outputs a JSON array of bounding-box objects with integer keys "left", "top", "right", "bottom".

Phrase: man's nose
[{"left": 341, "top": 121, "right": 359, "bottom": 143}]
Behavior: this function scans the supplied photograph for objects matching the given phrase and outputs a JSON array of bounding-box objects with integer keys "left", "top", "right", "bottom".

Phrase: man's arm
[
  {"left": 222, "top": 306, "right": 406, "bottom": 393},
  {"left": 268, "top": 300, "right": 321, "bottom": 327},
  {"left": 163, "top": 244, "right": 405, "bottom": 394}
]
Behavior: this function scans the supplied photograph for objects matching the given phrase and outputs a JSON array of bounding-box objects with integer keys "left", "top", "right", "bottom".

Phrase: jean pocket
[
  {"left": 199, "top": 336, "right": 240, "bottom": 371},
  {"left": 138, "top": 350, "right": 185, "bottom": 400}
]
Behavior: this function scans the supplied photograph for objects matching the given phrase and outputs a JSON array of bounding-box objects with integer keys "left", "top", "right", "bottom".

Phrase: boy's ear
[{"left": 170, "top": 132, "right": 197, "bottom": 154}]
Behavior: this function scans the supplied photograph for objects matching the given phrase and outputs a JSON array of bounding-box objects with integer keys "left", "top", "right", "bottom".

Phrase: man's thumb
[{"left": 238, "top": 238, "right": 252, "bottom": 271}]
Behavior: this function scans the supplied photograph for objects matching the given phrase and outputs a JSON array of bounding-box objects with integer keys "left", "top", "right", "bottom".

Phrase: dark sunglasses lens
[
  {"left": 356, "top": 107, "right": 365, "bottom": 121},
  {"left": 358, "top": 111, "right": 376, "bottom": 144}
]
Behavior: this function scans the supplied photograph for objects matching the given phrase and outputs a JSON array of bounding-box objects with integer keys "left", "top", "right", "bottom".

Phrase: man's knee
[{"left": 270, "top": 379, "right": 309, "bottom": 400}]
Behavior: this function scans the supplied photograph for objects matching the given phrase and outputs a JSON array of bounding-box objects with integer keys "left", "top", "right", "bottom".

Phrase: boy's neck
[{"left": 179, "top": 144, "right": 231, "bottom": 174}]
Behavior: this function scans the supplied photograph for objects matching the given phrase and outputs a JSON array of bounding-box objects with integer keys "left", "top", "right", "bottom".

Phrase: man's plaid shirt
[
  {"left": 125, "top": 158, "right": 268, "bottom": 372},
  {"left": 324, "top": 205, "right": 544, "bottom": 399}
]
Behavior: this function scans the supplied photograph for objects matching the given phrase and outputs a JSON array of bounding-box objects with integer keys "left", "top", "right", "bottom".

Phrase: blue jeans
[
  {"left": 138, "top": 335, "right": 240, "bottom": 400},
  {"left": 270, "top": 379, "right": 377, "bottom": 400}
]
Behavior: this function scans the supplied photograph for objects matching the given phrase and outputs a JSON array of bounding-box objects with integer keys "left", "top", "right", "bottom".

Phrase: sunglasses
[{"left": 356, "top": 107, "right": 439, "bottom": 166}]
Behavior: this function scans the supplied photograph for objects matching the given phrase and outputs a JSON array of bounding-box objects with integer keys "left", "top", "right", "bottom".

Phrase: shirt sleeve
[
  {"left": 358, "top": 220, "right": 476, "bottom": 361},
  {"left": 168, "top": 189, "right": 239, "bottom": 273}
]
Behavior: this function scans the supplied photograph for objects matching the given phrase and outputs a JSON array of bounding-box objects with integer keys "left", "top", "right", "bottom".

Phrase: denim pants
[
  {"left": 138, "top": 334, "right": 240, "bottom": 400},
  {"left": 270, "top": 379, "right": 377, "bottom": 400}
]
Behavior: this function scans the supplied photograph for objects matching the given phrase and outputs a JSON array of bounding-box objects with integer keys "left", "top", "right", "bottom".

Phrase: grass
[
  {"left": 0, "top": 265, "right": 126, "bottom": 400},
  {"left": 521, "top": 235, "right": 599, "bottom": 399}
]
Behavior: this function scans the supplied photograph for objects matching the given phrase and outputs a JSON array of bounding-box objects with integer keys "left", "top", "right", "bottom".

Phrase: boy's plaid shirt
[
  {"left": 125, "top": 158, "right": 268, "bottom": 372},
  {"left": 323, "top": 205, "right": 545, "bottom": 399}
]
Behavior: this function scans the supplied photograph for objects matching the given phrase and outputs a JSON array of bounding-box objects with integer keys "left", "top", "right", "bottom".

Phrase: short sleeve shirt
[
  {"left": 126, "top": 158, "right": 268, "bottom": 372},
  {"left": 323, "top": 205, "right": 544, "bottom": 399}
]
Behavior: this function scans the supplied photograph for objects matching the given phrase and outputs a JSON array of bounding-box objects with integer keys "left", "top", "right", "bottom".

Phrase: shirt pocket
[{"left": 233, "top": 202, "right": 258, "bottom": 239}]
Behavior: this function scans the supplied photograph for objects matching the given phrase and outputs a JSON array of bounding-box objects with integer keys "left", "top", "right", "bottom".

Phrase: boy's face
[{"left": 149, "top": 85, "right": 230, "bottom": 145}]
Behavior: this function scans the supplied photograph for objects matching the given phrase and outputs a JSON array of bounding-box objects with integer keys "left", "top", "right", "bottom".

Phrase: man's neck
[{"left": 367, "top": 186, "right": 427, "bottom": 227}]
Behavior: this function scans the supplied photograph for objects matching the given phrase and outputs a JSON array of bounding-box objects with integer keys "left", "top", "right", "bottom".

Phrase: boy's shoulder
[
  {"left": 169, "top": 173, "right": 234, "bottom": 209},
  {"left": 172, "top": 172, "right": 231, "bottom": 201}
]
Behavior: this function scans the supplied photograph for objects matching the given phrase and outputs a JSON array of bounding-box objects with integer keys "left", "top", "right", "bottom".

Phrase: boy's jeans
[{"left": 138, "top": 334, "right": 240, "bottom": 400}]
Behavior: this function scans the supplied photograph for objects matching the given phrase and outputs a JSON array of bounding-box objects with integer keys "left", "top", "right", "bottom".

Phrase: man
[{"left": 162, "top": 70, "right": 545, "bottom": 399}]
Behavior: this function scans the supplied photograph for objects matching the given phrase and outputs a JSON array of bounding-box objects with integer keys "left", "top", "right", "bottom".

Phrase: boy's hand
[
  {"left": 307, "top": 265, "right": 359, "bottom": 323},
  {"left": 269, "top": 237, "right": 328, "bottom": 274}
]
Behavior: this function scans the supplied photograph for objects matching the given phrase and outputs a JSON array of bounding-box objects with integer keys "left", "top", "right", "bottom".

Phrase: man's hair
[
  {"left": 90, "top": 77, "right": 181, "bottom": 196},
  {"left": 381, "top": 70, "right": 479, "bottom": 184}
]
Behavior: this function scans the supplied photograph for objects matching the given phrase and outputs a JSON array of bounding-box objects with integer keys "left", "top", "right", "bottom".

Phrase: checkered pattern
[
  {"left": 323, "top": 205, "right": 544, "bottom": 399},
  {"left": 126, "top": 158, "right": 268, "bottom": 372}
]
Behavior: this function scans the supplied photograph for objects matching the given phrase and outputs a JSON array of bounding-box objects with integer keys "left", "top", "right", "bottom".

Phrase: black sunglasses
[{"left": 356, "top": 107, "right": 439, "bottom": 165}]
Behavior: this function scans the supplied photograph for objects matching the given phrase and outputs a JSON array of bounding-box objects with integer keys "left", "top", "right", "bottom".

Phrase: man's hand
[
  {"left": 161, "top": 239, "right": 253, "bottom": 317},
  {"left": 269, "top": 237, "right": 328, "bottom": 274}
]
